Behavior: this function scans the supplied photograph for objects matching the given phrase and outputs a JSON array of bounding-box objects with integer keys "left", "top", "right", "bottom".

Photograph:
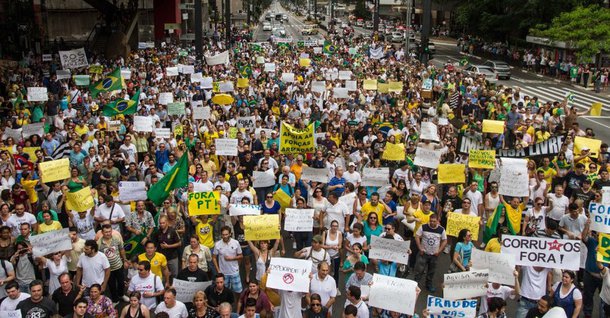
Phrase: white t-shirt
[
  {"left": 77, "top": 252, "right": 110, "bottom": 287},
  {"left": 278, "top": 290, "right": 305, "bottom": 318},
  {"left": 344, "top": 171, "right": 362, "bottom": 186},
  {"left": 0, "top": 292, "right": 30, "bottom": 311},
  {"left": 129, "top": 273, "right": 164, "bottom": 309},
  {"left": 155, "top": 300, "right": 189, "bottom": 318},
  {"left": 559, "top": 214, "right": 587, "bottom": 238},
  {"left": 547, "top": 194, "right": 570, "bottom": 221},
  {"left": 299, "top": 247, "right": 331, "bottom": 273},
  {"left": 310, "top": 274, "right": 337, "bottom": 311},
  {"left": 213, "top": 238, "right": 242, "bottom": 276},
  {"left": 344, "top": 300, "right": 369, "bottom": 318},
  {"left": 552, "top": 281, "right": 583, "bottom": 300},
  {"left": 119, "top": 143, "right": 138, "bottom": 163},
  {"left": 520, "top": 266, "right": 551, "bottom": 300},
  {"left": 464, "top": 190, "right": 483, "bottom": 215},
  {"left": 6, "top": 213, "right": 37, "bottom": 237},
  {"left": 479, "top": 285, "right": 514, "bottom": 314},
  {"left": 600, "top": 268, "right": 610, "bottom": 305},
  {"left": 0, "top": 259, "right": 14, "bottom": 298},
  {"left": 324, "top": 201, "right": 351, "bottom": 230},
  {"left": 94, "top": 203, "right": 126, "bottom": 231}
]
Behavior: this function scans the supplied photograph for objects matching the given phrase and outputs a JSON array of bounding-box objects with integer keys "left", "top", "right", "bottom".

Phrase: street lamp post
[
  {"left": 404, "top": 0, "right": 412, "bottom": 56},
  {"left": 225, "top": 0, "right": 231, "bottom": 46},
  {"left": 421, "top": 0, "right": 431, "bottom": 64},
  {"left": 373, "top": 0, "right": 380, "bottom": 33}
]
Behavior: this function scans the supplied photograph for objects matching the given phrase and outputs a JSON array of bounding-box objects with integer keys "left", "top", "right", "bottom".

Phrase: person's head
[
  {"left": 58, "top": 272, "right": 72, "bottom": 292},
  {"left": 89, "top": 284, "right": 102, "bottom": 299},
  {"left": 370, "top": 192, "right": 380, "bottom": 205},
  {"left": 554, "top": 185, "right": 564, "bottom": 196},
  {"left": 310, "top": 293, "right": 323, "bottom": 312},
  {"left": 218, "top": 302, "right": 232, "bottom": 318},
  {"left": 244, "top": 297, "right": 257, "bottom": 317},
  {"left": 163, "top": 288, "right": 177, "bottom": 307},
  {"left": 84, "top": 240, "right": 98, "bottom": 256},
  {"left": 188, "top": 254, "right": 199, "bottom": 271},
  {"left": 138, "top": 260, "right": 151, "bottom": 278},
  {"left": 221, "top": 226, "right": 232, "bottom": 242},
  {"left": 384, "top": 223, "right": 395, "bottom": 235},
  {"left": 352, "top": 242, "right": 363, "bottom": 255},
  {"left": 537, "top": 295, "right": 553, "bottom": 314},
  {"left": 5, "top": 281, "right": 20, "bottom": 299},
  {"left": 562, "top": 270, "right": 576, "bottom": 285},
  {"left": 367, "top": 212, "right": 378, "bottom": 225},
  {"left": 73, "top": 298, "right": 89, "bottom": 317},
  {"left": 353, "top": 261, "right": 367, "bottom": 279},
  {"left": 101, "top": 223, "right": 113, "bottom": 239},
  {"left": 457, "top": 229, "right": 471, "bottom": 243},
  {"left": 347, "top": 285, "right": 362, "bottom": 301},
  {"left": 192, "top": 290, "right": 208, "bottom": 308},
  {"left": 487, "top": 297, "right": 507, "bottom": 315},
  {"left": 568, "top": 202, "right": 580, "bottom": 217},
  {"left": 344, "top": 304, "right": 358, "bottom": 318},
  {"left": 330, "top": 220, "right": 339, "bottom": 232},
  {"left": 29, "top": 280, "right": 44, "bottom": 301},
  {"left": 428, "top": 213, "right": 439, "bottom": 228},
  {"left": 145, "top": 240, "right": 156, "bottom": 255},
  {"left": 317, "top": 261, "right": 330, "bottom": 278},
  {"left": 215, "top": 273, "right": 225, "bottom": 290},
  {"left": 312, "top": 235, "right": 323, "bottom": 250},
  {"left": 352, "top": 223, "right": 363, "bottom": 236}
]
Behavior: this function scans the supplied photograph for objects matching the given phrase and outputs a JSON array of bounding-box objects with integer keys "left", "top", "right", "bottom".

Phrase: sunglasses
[
  {"left": 311, "top": 303, "right": 321, "bottom": 307},
  {"left": 266, "top": 196, "right": 273, "bottom": 199}
]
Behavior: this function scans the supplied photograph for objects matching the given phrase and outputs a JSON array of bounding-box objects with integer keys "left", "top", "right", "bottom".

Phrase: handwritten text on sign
[
  {"left": 362, "top": 168, "right": 390, "bottom": 187},
  {"left": 427, "top": 296, "right": 477, "bottom": 318},
  {"left": 267, "top": 257, "right": 312, "bottom": 293},
  {"left": 369, "top": 274, "right": 418, "bottom": 315},
  {"left": 446, "top": 213, "right": 480, "bottom": 241},
  {"left": 589, "top": 202, "right": 610, "bottom": 234},
  {"left": 118, "top": 181, "right": 147, "bottom": 202},
  {"left": 215, "top": 138, "right": 238, "bottom": 156},
  {"left": 172, "top": 279, "right": 212, "bottom": 303},
  {"left": 369, "top": 235, "right": 410, "bottom": 265},
  {"left": 65, "top": 187, "right": 95, "bottom": 212},
  {"left": 39, "top": 158, "right": 70, "bottom": 183},
  {"left": 499, "top": 158, "right": 529, "bottom": 197},
  {"left": 470, "top": 249, "right": 515, "bottom": 286},
  {"left": 301, "top": 167, "right": 330, "bottom": 183},
  {"left": 229, "top": 204, "right": 261, "bottom": 217},
  {"left": 284, "top": 209, "right": 315, "bottom": 232},
  {"left": 188, "top": 191, "right": 220, "bottom": 215},
  {"left": 414, "top": 147, "right": 442, "bottom": 169},
  {"left": 30, "top": 228, "right": 73, "bottom": 257},
  {"left": 468, "top": 150, "right": 496, "bottom": 169},
  {"left": 501, "top": 235, "right": 580, "bottom": 270},
  {"left": 443, "top": 270, "right": 488, "bottom": 300},
  {"left": 244, "top": 214, "right": 281, "bottom": 241}
]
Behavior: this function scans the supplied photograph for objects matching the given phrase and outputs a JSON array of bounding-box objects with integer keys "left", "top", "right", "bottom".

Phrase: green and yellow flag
[
  {"left": 147, "top": 154, "right": 189, "bottom": 205},
  {"left": 323, "top": 41, "right": 336, "bottom": 55},
  {"left": 90, "top": 68, "right": 122, "bottom": 97},
  {"left": 102, "top": 89, "right": 140, "bottom": 117}
]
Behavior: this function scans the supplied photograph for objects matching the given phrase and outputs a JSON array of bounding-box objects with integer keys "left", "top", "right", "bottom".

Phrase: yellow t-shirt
[
  {"left": 195, "top": 220, "right": 214, "bottom": 249},
  {"left": 413, "top": 210, "right": 433, "bottom": 233},
  {"left": 361, "top": 202, "right": 385, "bottom": 224},
  {"left": 138, "top": 252, "right": 167, "bottom": 279},
  {"left": 38, "top": 221, "right": 62, "bottom": 234},
  {"left": 537, "top": 167, "right": 557, "bottom": 186},
  {"left": 75, "top": 125, "right": 88, "bottom": 137},
  {"left": 503, "top": 202, "right": 525, "bottom": 234},
  {"left": 485, "top": 238, "right": 502, "bottom": 253},
  {"left": 200, "top": 160, "right": 217, "bottom": 177}
]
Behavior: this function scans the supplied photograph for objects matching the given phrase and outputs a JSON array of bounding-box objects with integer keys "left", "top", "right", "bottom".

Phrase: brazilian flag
[
  {"left": 147, "top": 153, "right": 189, "bottom": 206},
  {"left": 124, "top": 233, "right": 146, "bottom": 258},
  {"left": 459, "top": 57, "right": 469, "bottom": 66},
  {"left": 102, "top": 89, "right": 141, "bottom": 117},
  {"left": 90, "top": 68, "right": 122, "bottom": 98},
  {"left": 239, "top": 65, "right": 252, "bottom": 77},
  {"left": 249, "top": 43, "right": 262, "bottom": 52},
  {"left": 277, "top": 42, "right": 290, "bottom": 50},
  {"left": 323, "top": 41, "right": 336, "bottom": 55}
]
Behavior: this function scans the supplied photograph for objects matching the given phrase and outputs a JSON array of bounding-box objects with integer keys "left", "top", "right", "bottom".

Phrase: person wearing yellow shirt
[
  {"left": 138, "top": 241, "right": 170, "bottom": 286},
  {"left": 411, "top": 200, "right": 434, "bottom": 233},
  {"left": 21, "top": 173, "right": 39, "bottom": 207},
  {"left": 290, "top": 155, "right": 307, "bottom": 182},
  {"left": 200, "top": 153, "right": 217, "bottom": 177},
  {"left": 537, "top": 157, "right": 557, "bottom": 186},
  {"left": 191, "top": 215, "right": 215, "bottom": 250},
  {"left": 360, "top": 193, "right": 392, "bottom": 225},
  {"left": 75, "top": 122, "right": 88, "bottom": 137},
  {"left": 38, "top": 210, "right": 63, "bottom": 234},
  {"left": 485, "top": 227, "right": 509, "bottom": 253}
]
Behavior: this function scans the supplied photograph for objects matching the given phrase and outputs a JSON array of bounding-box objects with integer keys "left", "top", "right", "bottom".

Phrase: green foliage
[{"left": 531, "top": 5, "right": 610, "bottom": 62}]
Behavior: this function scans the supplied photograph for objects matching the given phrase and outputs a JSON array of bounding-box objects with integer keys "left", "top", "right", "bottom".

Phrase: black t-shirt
[
  {"left": 525, "top": 307, "right": 547, "bottom": 318},
  {"left": 204, "top": 284, "right": 235, "bottom": 308},
  {"left": 17, "top": 297, "right": 57, "bottom": 318},
  {"left": 594, "top": 179, "right": 610, "bottom": 191},
  {"left": 52, "top": 285, "right": 80, "bottom": 316},
  {"left": 564, "top": 171, "right": 586, "bottom": 197},
  {"left": 153, "top": 227, "right": 181, "bottom": 260},
  {"left": 177, "top": 267, "right": 209, "bottom": 282},
  {"left": 571, "top": 188, "right": 596, "bottom": 208}
]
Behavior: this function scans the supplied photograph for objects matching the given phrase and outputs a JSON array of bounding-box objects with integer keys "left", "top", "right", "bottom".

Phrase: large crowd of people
[{"left": 0, "top": 11, "right": 608, "bottom": 318}]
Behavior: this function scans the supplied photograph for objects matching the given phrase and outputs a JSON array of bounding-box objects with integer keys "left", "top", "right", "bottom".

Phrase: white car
[
  {"left": 272, "top": 27, "right": 286, "bottom": 37},
  {"left": 462, "top": 65, "right": 499, "bottom": 85},
  {"left": 390, "top": 32, "right": 404, "bottom": 43},
  {"left": 262, "top": 22, "right": 272, "bottom": 31}
]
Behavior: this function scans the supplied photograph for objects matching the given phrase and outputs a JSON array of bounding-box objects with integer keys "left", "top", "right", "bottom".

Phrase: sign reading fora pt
[{"left": 188, "top": 191, "right": 220, "bottom": 215}]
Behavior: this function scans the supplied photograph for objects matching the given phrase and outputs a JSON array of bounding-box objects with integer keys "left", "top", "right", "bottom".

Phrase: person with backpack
[
  {"left": 295, "top": 235, "right": 331, "bottom": 274},
  {"left": 10, "top": 241, "right": 38, "bottom": 293}
]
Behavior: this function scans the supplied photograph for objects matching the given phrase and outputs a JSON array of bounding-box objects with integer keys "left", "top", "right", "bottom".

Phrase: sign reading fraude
[
  {"left": 501, "top": 235, "right": 581, "bottom": 270},
  {"left": 188, "top": 191, "right": 220, "bottom": 215},
  {"left": 279, "top": 122, "right": 314, "bottom": 154}
]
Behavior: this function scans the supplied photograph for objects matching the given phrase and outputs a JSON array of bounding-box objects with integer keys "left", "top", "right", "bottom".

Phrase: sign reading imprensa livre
[
  {"left": 501, "top": 235, "right": 581, "bottom": 270},
  {"left": 30, "top": 228, "right": 72, "bottom": 257}
]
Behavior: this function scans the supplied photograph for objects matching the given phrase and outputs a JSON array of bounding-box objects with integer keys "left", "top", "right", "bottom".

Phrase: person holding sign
[{"left": 413, "top": 214, "right": 447, "bottom": 292}]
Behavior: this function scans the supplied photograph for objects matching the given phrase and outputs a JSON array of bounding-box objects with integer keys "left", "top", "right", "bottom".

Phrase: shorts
[{"left": 224, "top": 272, "right": 243, "bottom": 293}]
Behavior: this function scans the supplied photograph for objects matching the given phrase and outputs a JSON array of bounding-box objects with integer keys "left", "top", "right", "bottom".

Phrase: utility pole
[
  {"left": 373, "top": 0, "right": 380, "bottom": 33},
  {"left": 225, "top": 0, "right": 231, "bottom": 46},
  {"left": 420, "top": 0, "right": 431, "bottom": 64},
  {"left": 404, "top": 0, "right": 412, "bottom": 57},
  {"left": 195, "top": 0, "right": 203, "bottom": 58},
  {"left": 246, "top": 0, "right": 251, "bottom": 25}
]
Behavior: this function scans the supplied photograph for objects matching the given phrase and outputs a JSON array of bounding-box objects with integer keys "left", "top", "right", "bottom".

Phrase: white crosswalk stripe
[{"left": 514, "top": 85, "right": 609, "bottom": 112}]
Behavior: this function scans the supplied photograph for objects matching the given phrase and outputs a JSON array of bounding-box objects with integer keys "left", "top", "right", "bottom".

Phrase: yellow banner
[
  {"left": 382, "top": 142, "right": 406, "bottom": 161},
  {"left": 39, "top": 158, "right": 70, "bottom": 183},
  {"left": 598, "top": 233, "right": 610, "bottom": 264},
  {"left": 378, "top": 83, "right": 390, "bottom": 93},
  {"left": 273, "top": 188, "right": 292, "bottom": 208},
  {"left": 237, "top": 78, "right": 249, "bottom": 88},
  {"left": 244, "top": 214, "right": 281, "bottom": 241},
  {"left": 65, "top": 187, "right": 95, "bottom": 212},
  {"left": 438, "top": 164, "right": 466, "bottom": 184},
  {"left": 388, "top": 81, "right": 403, "bottom": 93},
  {"left": 591, "top": 102, "right": 602, "bottom": 116},
  {"left": 468, "top": 150, "right": 496, "bottom": 169},
  {"left": 279, "top": 122, "right": 314, "bottom": 154},
  {"left": 363, "top": 79, "right": 378, "bottom": 90},
  {"left": 575, "top": 136, "right": 602, "bottom": 158},
  {"left": 188, "top": 191, "right": 220, "bottom": 215},
  {"left": 446, "top": 212, "right": 480, "bottom": 241},
  {"left": 299, "top": 58, "right": 311, "bottom": 67},
  {"left": 482, "top": 120, "right": 505, "bottom": 134},
  {"left": 1, "top": 147, "right": 39, "bottom": 159}
]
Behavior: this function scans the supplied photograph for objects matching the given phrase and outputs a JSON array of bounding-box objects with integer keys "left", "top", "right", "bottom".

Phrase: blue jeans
[{"left": 516, "top": 297, "right": 537, "bottom": 318}]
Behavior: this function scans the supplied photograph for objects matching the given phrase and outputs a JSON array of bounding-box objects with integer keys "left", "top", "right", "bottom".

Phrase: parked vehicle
[
  {"left": 483, "top": 60, "right": 511, "bottom": 79},
  {"left": 462, "top": 65, "right": 499, "bottom": 85}
]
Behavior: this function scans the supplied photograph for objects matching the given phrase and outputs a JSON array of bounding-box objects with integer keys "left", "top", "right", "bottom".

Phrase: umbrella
[{"left": 212, "top": 94, "right": 234, "bottom": 105}]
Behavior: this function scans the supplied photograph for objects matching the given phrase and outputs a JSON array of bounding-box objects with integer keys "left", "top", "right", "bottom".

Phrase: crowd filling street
[{"left": 0, "top": 12, "right": 609, "bottom": 318}]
